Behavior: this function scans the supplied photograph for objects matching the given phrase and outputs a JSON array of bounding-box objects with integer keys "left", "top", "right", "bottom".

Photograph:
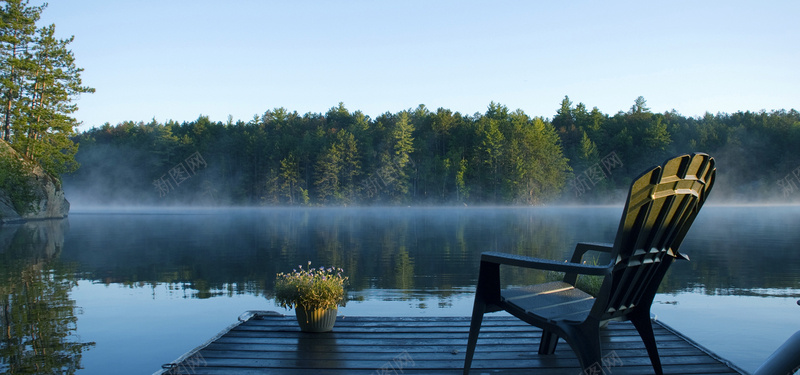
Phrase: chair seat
[{"left": 501, "top": 281, "right": 595, "bottom": 323}]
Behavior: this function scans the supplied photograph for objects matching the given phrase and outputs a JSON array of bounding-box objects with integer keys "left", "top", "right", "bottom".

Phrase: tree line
[
  {"left": 1, "top": 0, "right": 94, "bottom": 177},
  {"left": 68, "top": 102, "right": 569, "bottom": 205},
  {"left": 66, "top": 98, "right": 800, "bottom": 206},
  {"left": 3, "top": 1, "right": 800, "bottom": 206}
]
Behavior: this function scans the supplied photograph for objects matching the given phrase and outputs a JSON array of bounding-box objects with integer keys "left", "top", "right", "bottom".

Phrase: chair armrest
[
  {"left": 565, "top": 243, "right": 613, "bottom": 285},
  {"left": 481, "top": 251, "right": 610, "bottom": 276},
  {"left": 569, "top": 242, "right": 613, "bottom": 264}
]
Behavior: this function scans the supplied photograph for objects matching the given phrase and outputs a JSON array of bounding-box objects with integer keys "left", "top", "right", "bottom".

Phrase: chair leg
[
  {"left": 539, "top": 329, "right": 559, "bottom": 354},
  {"left": 464, "top": 260, "right": 500, "bottom": 375},
  {"left": 566, "top": 324, "right": 602, "bottom": 373},
  {"left": 463, "top": 298, "right": 486, "bottom": 375},
  {"left": 631, "top": 313, "right": 663, "bottom": 375}
]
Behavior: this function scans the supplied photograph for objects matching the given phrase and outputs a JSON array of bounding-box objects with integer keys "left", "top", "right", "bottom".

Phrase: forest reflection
[
  {"left": 50, "top": 206, "right": 800, "bottom": 299},
  {"left": 52, "top": 208, "right": 601, "bottom": 299},
  {"left": 0, "top": 206, "right": 798, "bottom": 339},
  {"left": 0, "top": 220, "right": 94, "bottom": 374},
  {"left": 2, "top": 206, "right": 798, "bottom": 374}
]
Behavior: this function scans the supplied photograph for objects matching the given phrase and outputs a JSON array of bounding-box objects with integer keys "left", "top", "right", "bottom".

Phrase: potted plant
[{"left": 275, "top": 261, "right": 348, "bottom": 332}]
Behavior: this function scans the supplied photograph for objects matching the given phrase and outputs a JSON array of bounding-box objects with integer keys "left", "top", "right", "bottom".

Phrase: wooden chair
[{"left": 463, "top": 153, "right": 716, "bottom": 375}]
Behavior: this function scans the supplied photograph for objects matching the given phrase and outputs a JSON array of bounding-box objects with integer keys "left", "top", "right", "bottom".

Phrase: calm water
[{"left": 1, "top": 206, "right": 799, "bottom": 374}]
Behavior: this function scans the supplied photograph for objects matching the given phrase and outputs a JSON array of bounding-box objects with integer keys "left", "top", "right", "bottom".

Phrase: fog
[{"left": 61, "top": 145, "right": 800, "bottom": 209}]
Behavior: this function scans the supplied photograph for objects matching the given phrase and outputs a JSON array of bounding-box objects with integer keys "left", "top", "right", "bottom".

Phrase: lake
[{"left": 1, "top": 205, "right": 799, "bottom": 374}]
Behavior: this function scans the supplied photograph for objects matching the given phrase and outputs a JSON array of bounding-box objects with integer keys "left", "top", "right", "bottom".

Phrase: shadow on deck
[{"left": 155, "top": 311, "right": 746, "bottom": 375}]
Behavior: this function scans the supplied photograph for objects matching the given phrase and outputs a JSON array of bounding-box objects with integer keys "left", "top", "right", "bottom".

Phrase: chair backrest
[{"left": 592, "top": 153, "right": 716, "bottom": 320}]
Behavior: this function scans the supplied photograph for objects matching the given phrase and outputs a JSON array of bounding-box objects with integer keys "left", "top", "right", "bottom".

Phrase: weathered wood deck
[{"left": 156, "top": 311, "right": 746, "bottom": 375}]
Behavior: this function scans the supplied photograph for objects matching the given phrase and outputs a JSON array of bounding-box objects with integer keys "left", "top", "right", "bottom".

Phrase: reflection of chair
[{"left": 464, "top": 153, "right": 716, "bottom": 375}]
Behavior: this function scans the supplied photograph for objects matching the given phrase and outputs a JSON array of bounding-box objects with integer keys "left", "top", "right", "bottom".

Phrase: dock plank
[{"left": 156, "top": 313, "right": 745, "bottom": 375}]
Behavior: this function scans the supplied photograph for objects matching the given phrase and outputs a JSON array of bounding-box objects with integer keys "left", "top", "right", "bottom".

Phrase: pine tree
[
  {"left": 338, "top": 130, "right": 361, "bottom": 203},
  {"left": 314, "top": 135, "right": 343, "bottom": 203},
  {"left": 1, "top": 0, "right": 43, "bottom": 142},
  {"left": 279, "top": 153, "right": 303, "bottom": 204},
  {"left": 386, "top": 111, "right": 414, "bottom": 202},
  {"left": 477, "top": 113, "right": 505, "bottom": 201},
  {"left": 0, "top": 2, "right": 93, "bottom": 177}
]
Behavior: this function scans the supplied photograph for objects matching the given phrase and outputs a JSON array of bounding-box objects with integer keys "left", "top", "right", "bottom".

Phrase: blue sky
[{"left": 40, "top": 1, "right": 799, "bottom": 131}]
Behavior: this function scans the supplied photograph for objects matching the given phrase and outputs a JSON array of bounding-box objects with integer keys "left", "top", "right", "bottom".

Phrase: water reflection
[
  {"left": 0, "top": 220, "right": 94, "bottom": 374},
  {"left": 56, "top": 206, "right": 800, "bottom": 299},
  {"left": 5, "top": 206, "right": 799, "bottom": 375},
  {"left": 661, "top": 205, "right": 800, "bottom": 296}
]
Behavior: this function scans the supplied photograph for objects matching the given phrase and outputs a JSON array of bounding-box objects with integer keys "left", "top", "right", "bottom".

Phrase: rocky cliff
[{"left": 0, "top": 141, "right": 70, "bottom": 224}]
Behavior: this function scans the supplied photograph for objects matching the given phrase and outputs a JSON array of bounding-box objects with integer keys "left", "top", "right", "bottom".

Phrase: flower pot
[{"left": 295, "top": 306, "right": 337, "bottom": 332}]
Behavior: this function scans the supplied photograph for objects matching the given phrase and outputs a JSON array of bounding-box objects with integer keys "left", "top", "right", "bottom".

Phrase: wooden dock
[{"left": 156, "top": 311, "right": 746, "bottom": 375}]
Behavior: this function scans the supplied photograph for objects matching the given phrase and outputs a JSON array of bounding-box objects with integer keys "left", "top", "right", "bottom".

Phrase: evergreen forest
[
  {"left": 3, "top": 1, "right": 800, "bottom": 207},
  {"left": 65, "top": 97, "right": 800, "bottom": 206}
]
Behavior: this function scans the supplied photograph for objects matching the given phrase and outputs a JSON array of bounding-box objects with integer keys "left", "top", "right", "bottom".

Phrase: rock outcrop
[{"left": 0, "top": 141, "right": 70, "bottom": 224}]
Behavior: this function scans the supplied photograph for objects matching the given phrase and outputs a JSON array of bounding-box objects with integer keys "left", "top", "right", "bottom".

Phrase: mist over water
[
  {"left": 56, "top": 205, "right": 800, "bottom": 295},
  {"left": 3, "top": 205, "right": 799, "bottom": 374},
  {"left": 63, "top": 105, "right": 800, "bottom": 208}
]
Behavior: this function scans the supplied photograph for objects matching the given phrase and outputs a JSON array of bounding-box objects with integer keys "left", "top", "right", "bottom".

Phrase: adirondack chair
[{"left": 463, "top": 153, "right": 716, "bottom": 375}]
